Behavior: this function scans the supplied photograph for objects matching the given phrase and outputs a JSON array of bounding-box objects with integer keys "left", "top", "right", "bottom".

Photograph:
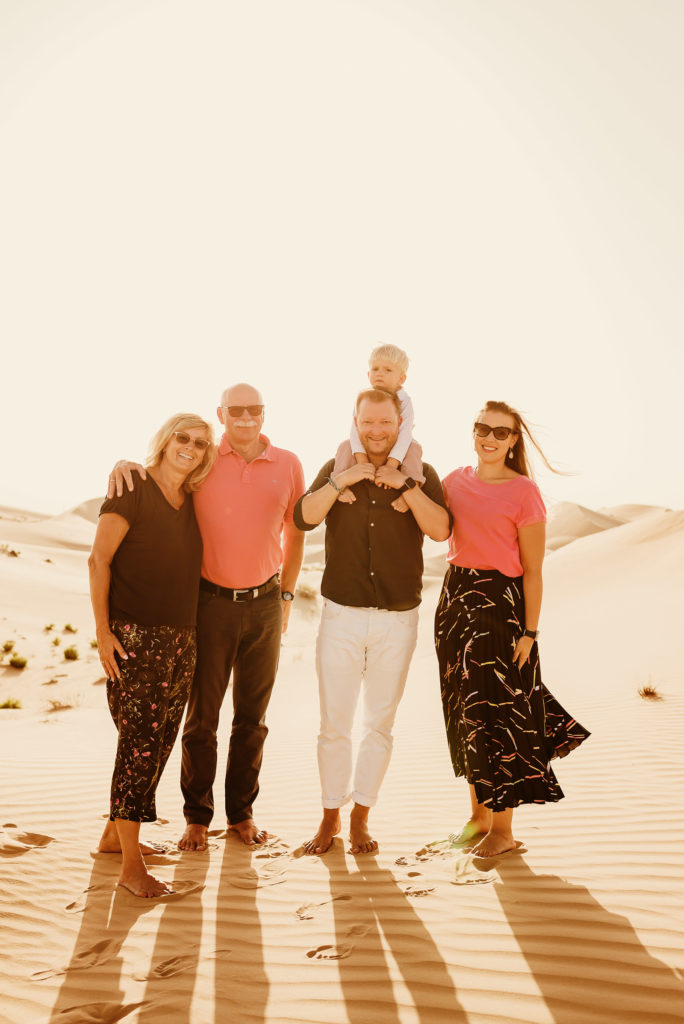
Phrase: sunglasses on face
[
  {"left": 173, "top": 431, "right": 210, "bottom": 450},
  {"left": 223, "top": 405, "right": 264, "bottom": 418},
  {"left": 473, "top": 422, "right": 515, "bottom": 441}
]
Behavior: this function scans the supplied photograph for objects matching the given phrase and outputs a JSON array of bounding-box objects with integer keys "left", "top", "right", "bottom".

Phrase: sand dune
[{"left": 1, "top": 498, "right": 683, "bottom": 1024}]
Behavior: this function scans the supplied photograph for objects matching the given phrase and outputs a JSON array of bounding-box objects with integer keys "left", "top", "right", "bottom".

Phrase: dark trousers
[
  {"left": 180, "top": 586, "right": 282, "bottom": 827},
  {"left": 107, "top": 621, "right": 196, "bottom": 822}
]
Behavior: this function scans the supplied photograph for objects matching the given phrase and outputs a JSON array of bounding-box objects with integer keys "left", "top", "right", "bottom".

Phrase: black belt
[{"left": 200, "top": 574, "right": 280, "bottom": 603}]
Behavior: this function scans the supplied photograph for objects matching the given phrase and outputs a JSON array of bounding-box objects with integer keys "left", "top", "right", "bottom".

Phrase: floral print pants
[{"left": 107, "top": 619, "right": 196, "bottom": 822}]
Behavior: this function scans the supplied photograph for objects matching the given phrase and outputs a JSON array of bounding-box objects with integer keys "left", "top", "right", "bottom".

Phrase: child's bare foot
[
  {"left": 303, "top": 811, "right": 341, "bottom": 855},
  {"left": 337, "top": 489, "right": 356, "bottom": 504},
  {"left": 391, "top": 495, "right": 409, "bottom": 513},
  {"left": 118, "top": 868, "right": 174, "bottom": 899},
  {"left": 178, "top": 823, "right": 208, "bottom": 851}
]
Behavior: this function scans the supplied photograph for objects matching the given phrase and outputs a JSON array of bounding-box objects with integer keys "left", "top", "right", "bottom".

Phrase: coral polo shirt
[{"left": 193, "top": 433, "right": 305, "bottom": 589}]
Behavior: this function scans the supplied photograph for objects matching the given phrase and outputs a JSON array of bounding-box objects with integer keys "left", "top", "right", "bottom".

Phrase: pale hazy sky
[{"left": 2, "top": 0, "right": 682, "bottom": 515}]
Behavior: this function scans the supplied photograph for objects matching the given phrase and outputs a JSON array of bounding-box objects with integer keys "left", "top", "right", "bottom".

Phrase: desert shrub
[
  {"left": 0, "top": 544, "right": 20, "bottom": 557},
  {"left": 44, "top": 623, "right": 55, "bottom": 632},
  {"left": 90, "top": 638, "right": 98, "bottom": 649},
  {"left": 3, "top": 640, "right": 15, "bottom": 653},
  {"left": 9, "top": 654, "right": 27, "bottom": 669},
  {"left": 64, "top": 623, "right": 78, "bottom": 634},
  {"left": 638, "top": 684, "right": 663, "bottom": 701},
  {"left": 52, "top": 637, "right": 61, "bottom": 647},
  {"left": 64, "top": 646, "right": 79, "bottom": 661},
  {"left": 46, "top": 699, "right": 73, "bottom": 713},
  {"left": 0, "top": 698, "right": 21, "bottom": 709}
]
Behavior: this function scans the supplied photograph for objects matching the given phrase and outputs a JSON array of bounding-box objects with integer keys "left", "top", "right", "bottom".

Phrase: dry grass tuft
[
  {"left": 46, "top": 699, "right": 73, "bottom": 713},
  {"left": 63, "top": 646, "right": 79, "bottom": 661},
  {"left": 0, "top": 698, "right": 21, "bottom": 709},
  {"left": 638, "top": 684, "right": 663, "bottom": 701}
]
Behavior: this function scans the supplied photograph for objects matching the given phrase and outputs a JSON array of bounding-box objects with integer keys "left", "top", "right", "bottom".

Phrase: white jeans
[{"left": 315, "top": 599, "right": 419, "bottom": 809}]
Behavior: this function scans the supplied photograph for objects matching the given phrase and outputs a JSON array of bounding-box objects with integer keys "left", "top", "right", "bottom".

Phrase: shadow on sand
[
  {"left": 314, "top": 841, "right": 468, "bottom": 1023},
  {"left": 493, "top": 855, "right": 684, "bottom": 1024}
]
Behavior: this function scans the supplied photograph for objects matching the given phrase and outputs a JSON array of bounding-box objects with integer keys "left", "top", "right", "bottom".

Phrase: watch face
[
  {"left": 281, "top": 591, "right": 294, "bottom": 602},
  {"left": 404, "top": 477, "right": 417, "bottom": 489}
]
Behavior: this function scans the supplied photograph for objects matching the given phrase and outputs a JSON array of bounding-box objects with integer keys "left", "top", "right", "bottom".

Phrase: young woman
[
  {"left": 89, "top": 413, "right": 216, "bottom": 897},
  {"left": 435, "top": 401, "right": 589, "bottom": 857}
]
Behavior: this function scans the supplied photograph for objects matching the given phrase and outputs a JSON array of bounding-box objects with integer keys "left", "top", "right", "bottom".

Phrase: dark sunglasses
[
  {"left": 473, "top": 422, "right": 515, "bottom": 441},
  {"left": 223, "top": 405, "right": 264, "bottom": 417},
  {"left": 173, "top": 431, "right": 210, "bottom": 451}
]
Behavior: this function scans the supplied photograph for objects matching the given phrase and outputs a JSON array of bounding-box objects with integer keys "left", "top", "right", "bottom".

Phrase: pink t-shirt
[
  {"left": 194, "top": 433, "right": 305, "bottom": 588},
  {"left": 443, "top": 466, "right": 546, "bottom": 577}
]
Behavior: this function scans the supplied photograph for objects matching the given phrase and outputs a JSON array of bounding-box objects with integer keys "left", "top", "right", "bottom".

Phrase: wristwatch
[
  {"left": 281, "top": 591, "right": 295, "bottom": 602},
  {"left": 522, "top": 628, "right": 538, "bottom": 640},
  {"left": 398, "top": 476, "right": 418, "bottom": 495}
]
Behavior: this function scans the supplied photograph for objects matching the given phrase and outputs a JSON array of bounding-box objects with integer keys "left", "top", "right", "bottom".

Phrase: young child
[{"left": 333, "top": 344, "right": 424, "bottom": 506}]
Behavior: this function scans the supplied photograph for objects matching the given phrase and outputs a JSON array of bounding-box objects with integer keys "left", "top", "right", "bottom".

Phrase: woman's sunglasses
[
  {"left": 173, "top": 431, "right": 210, "bottom": 451},
  {"left": 473, "top": 422, "right": 515, "bottom": 441}
]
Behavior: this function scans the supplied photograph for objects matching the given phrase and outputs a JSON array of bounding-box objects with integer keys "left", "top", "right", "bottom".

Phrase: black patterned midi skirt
[{"left": 435, "top": 565, "right": 589, "bottom": 811}]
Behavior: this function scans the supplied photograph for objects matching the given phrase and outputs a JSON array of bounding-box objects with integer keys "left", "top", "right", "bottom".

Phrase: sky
[{"left": 1, "top": 0, "right": 683, "bottom": 516}]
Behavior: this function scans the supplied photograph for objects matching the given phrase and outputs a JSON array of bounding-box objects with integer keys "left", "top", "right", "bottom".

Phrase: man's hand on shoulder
[{"left": 107, "top": 461, "right": 147, "bottom": 499}]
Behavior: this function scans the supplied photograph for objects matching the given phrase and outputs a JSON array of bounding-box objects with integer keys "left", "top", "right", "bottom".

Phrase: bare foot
[
  {"left": 178, "top": 823, "right": 208, "bottom": 851},
  {"left": 98, "top": 821, "right": 167, "bottom": 856},
  {"left": 228, "top": 819, "right": 268, "bottom": 846},
  {"left": 303, "top": 811, "right": 341, "bottom": 855},
  {"left": 349, "top": 814, "right": 378, "bottom": 855},
  {"left": 118, "top": 868, "right": 174, "bottom": 898},
  {"left": 470, "top": 832, "right": 521, "bottom": 858},
  {"left": 337, "top": 490, "right": 356, "bottom": 504},
  {"left": 449, "top": 816, "right": 492, "bottom": 848},
  {"left": 390, "top": 495, "right": 409, "bottom": 513}
]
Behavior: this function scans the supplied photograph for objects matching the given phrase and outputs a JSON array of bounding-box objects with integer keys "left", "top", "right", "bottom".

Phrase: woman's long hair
[
  {"left": 480, "top": 400, "right": 563, "bottom": 481},
  {"left": 146, "top": 412, "right": 216, "bottom": 492}
]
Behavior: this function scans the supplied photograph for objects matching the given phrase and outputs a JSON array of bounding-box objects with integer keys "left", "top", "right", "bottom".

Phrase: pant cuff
[
  {"left": 351, "top": 789, "right": 378, "bottom": 808},
  {"left": 322, "top": 792, "right": 352, "bottom": 810}
]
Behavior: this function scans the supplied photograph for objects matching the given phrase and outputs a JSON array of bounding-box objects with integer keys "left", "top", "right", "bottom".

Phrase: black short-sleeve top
[{"left": 99, "top": 475, "right": 203, "bottom": 626}]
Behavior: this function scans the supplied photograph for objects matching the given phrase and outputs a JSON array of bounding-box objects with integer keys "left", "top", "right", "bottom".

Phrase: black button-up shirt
[{"left": 293, "top": 460, "right": 449, "bottom": 611}]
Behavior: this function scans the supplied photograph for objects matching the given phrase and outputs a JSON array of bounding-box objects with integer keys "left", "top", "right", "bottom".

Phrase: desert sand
[{"left": 1, "top": 498, "right": 683, "bottom": 1024}]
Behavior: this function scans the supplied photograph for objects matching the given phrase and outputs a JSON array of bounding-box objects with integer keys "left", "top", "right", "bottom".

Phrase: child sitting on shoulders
[{"left": 333, "top": 343, "right": 424, "bottom": 507}]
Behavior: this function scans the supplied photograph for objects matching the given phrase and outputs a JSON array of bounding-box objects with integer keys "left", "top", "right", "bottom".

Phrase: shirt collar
[{"left": 218, "top": 432, "right": 275, "bottom": 461}]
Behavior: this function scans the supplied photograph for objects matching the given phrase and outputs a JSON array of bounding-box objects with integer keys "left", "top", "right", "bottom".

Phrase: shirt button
[
  {"left": 372, "top": 500, "right": 376, "bottom": 504},
  {"left": 370, "top": 522, "right": 374, "bottom": 527},
  {"left": 370, "top": 571, "right": 374, "bottom": 576}
]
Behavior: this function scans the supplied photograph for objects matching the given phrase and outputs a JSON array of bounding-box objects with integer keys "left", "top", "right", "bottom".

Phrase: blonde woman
[
  {"left": 89, "top": 413, "right": 216, "bottom": 897},
  {"left": 435, "top": 401, "right": 589, "bottom": 858}
]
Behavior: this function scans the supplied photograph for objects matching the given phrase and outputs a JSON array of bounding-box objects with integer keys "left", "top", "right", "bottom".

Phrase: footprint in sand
[
  {"left": 229, "top": 856, "right": 292, "bottom": 889},
  {"left": 32, "top": 939, "right": 119, "bottom": 981},
  {"left": 54, "top": 1000, "right": 143, "bottom": 1023},
  {"left": 132, "top": 946, "right": 231, "bottom": 981},
  {"left": 255, "top": 837, "right": 290, "bottom": 859},
  {"left": 295, "top": 894, "right": 352, "bottom": 920},
  {"left": 306, "top": 924, "right": 370, "bottom": 961},
  {"left": 0, "top": 827, "right": 54, "bottom": 856},
  {"left": 450, "top": 856, "right": 496, "bottom": 886},
  {"left": 403, "top": 884, "right": 436, "bottom": 897},
  {"left": 65, "top": 884, "right": 111, "bottom": 913}
]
